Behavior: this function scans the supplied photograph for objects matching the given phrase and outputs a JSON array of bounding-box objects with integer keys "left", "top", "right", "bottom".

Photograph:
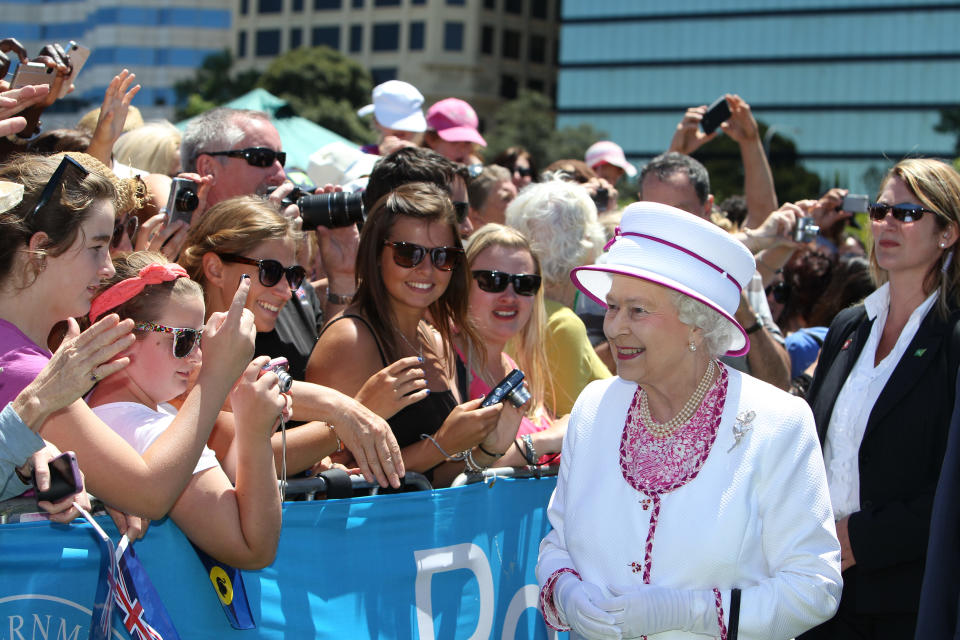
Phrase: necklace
[
  {"left": 396, "top": 323, "right": 424, "bottom": 360},
  {"left": 639, "top": 360, "right": 716, "bottom": 438}
]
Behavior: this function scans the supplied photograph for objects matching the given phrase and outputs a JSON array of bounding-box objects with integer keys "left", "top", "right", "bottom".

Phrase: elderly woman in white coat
[{"left": 537, "top": 202, "right": 842, "bottom": 640}]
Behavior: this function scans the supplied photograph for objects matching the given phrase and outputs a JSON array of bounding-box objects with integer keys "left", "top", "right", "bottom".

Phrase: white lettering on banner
[
  {"left": 414, "top": 543, "right": 494, "bottom": 640},
  {"left": 0, "top": 595, "right": 96, "bottom": 640},
  {"left": 502, "top": 585, "right": 558, "bottom": 640},
  {"left": 2, "top": 615, "right": 81, "bottom": 640}
]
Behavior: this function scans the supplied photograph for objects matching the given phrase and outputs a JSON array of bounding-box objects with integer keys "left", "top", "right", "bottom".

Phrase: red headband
[{"left": 89, "top": 263, "right": 188, "bottom": 322}]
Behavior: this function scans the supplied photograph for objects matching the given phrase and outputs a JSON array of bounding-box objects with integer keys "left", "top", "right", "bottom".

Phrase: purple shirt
[{"left": 0, "top": 318, "right": 52, "bottom": 407}]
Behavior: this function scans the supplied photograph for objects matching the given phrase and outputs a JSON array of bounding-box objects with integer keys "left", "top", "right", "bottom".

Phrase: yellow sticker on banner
[{"left": 209, "top": 566, "right": 234, "bottom": 605}]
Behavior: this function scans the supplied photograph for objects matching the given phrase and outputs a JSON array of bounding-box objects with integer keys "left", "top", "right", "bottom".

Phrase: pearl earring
[
  {"left": 941, "top": 242, "right": 947, "bottom": 249},
  {"left": 689, "top": 341, "right": 697, "bottom": 352}
]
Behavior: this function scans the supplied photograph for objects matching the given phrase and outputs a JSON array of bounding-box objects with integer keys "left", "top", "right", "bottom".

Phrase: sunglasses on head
[
  {"left": 111, "top": 213, "right": 140, "bottom": 249},
  {"left": 472, "top": 269, "right": 542, "bottom": 296},
  {"left": 31, "top": 155, "right": 90, "bottom": 220},
  {"left": 868, "top": 202, "right": 940, "bottom": 223},
  {"left": 217, "top": 253, "right": 306, "bottom": 289},
  {"left": 134, "top": 321, "right": 202, "bottom": 358},
  {"left": 203, "top": 147, "right": 286, "bottom": 168},
  {"left": 383, "top": 241, "right": 464, "bottom": 271}
]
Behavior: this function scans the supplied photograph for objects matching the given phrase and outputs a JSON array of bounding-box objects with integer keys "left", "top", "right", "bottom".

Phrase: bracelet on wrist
[
  {"left": 477, "top": 442, "right": 504, "bottom": 458},
  {"left": 327, "top": 424, "right": 342, "bottom": 453},
  {"left": 521, "top": 434, "right": 538, "bottom": 465},
  {"left": 325, "top": 287, "right": 354, "bottom": 305}
]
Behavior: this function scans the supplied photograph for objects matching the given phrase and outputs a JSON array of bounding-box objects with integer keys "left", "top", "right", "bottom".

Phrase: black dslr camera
[{"left": 267, "top": 186, "right": 365, "bottom": 230}]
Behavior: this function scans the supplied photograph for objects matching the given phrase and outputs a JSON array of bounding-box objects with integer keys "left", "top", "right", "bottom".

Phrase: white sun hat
[
  {"left": 571, "top": 201, "right": 756, "bottom": 356},
  {"left": 357, "top": 80, "right": 427, "bottom": 133}
]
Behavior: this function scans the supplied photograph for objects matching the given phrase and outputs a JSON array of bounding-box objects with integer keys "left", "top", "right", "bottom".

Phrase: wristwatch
[
  {"left": 325, "top": 288, "right": 353, "bottom": 305},
  {"left": 745, "top": 314, "right": 764, "bottom": 334}
]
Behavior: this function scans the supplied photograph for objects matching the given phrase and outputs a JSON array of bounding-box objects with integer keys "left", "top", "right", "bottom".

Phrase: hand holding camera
[{"left": 231, "top": 356, "right": 290, "bottom": 438}]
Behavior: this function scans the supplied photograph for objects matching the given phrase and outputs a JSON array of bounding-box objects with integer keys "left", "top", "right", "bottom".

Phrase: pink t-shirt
[{"left": 0, "top": 318, "right": 52, "bottom": 407}]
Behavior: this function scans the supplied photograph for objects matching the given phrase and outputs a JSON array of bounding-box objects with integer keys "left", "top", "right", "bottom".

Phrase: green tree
[
  {"left": 935, "top": 107, "right": 960, "bottom": 156},
  {"left": 173, "top": 50, "right": 259, "bottom": 120},
  {"left": 484, "top": 90, "right": 607, "bottom": 170},
  {"left": 691, "top": 123, "right": 821, "bottom": 204},
  {"left": 257, "top": 46, "right": 374, "bottom": 143}
]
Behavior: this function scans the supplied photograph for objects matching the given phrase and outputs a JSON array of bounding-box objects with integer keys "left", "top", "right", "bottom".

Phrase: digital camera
[
  {"left": 481, "top": 369, "right": 531, "bottom": 408},
  {"left": 267, "top": 186, "right": 365, "bottom": 230}
]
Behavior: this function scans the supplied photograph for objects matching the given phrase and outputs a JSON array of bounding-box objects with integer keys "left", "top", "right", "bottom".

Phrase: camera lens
[
  {"left": 506, "top": 384, "right": 532, "bottom": 408},
  {"left": 299, "top": 192, "right": 366, "bottom": 230},
  {"left": 175, "top": 186, "right": 199, "bottom": 212},
  {"left": 275, "top": 368, "right": 293, "bottom": 393}
]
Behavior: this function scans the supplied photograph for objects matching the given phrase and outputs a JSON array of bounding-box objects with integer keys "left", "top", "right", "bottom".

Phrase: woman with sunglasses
[
  {"left": 180, "top": 196, "right": 404, "bottom": 488},
  {"left": 492, "top": 146, "right": 537, "bottom": 192},
  {"left": 0, "top": 152, "right": 256, "bottom": 535},
  {"left": 86, "top": 252, "right": 284, "bottom": 568},
  {"left": 801, "top": 158, "right": 960, "bottom": 640},
  {"left": 455, "top": 224, "right": 566, "bottom": 467},
  {"left": 308, "top": 183, "right": 510, "bottom": 486}
]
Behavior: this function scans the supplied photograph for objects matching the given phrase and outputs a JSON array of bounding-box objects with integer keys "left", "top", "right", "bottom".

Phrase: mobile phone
[
  {"left": 841, "top": 193, "right": 869, "bottom": 213},
  {"left": 165, "top": 177, "right": 199, "bottom": 227},
  {"left": 32, "top": 451, "right": 82, "bottom": 503},
  {"left": 701, "top": 96, "right": 732, "bottom": 135},
  {"left": 59, "top": 41, "right": 91, "bottom": 99},
  {"left": 481, "top": 369, "right": 531, "bottom": 408},
  {"left": 11, "top": 62, "right": 55, "bottom": 91}
]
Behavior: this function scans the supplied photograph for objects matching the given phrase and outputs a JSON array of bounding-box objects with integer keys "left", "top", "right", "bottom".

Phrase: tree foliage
[
  {"left": 935, "top": 107, "right": 960, "bottom": 156},
  {"left": 173, "top": 50, "right": 258, "bottom": 120},
  {"left": 257, "top": 46, "right": 374, "bottom": 143},
  {"left": 483, "top": 90, "right": 607, "bottom": 170}
]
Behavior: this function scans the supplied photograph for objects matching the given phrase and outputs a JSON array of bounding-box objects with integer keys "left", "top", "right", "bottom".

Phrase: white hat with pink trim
[{"left": 571, "top": 201, "right": 756, "bottom": 356}]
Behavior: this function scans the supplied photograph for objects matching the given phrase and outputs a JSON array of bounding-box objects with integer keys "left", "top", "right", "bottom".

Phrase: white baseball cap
[{"left": 357, "top": 80, "right": 427, "bottom": 133}]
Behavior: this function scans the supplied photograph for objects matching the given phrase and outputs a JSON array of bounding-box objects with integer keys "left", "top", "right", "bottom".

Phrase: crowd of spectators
[{"left": 2, "top": 38, "right": 960, "bottom": 638}]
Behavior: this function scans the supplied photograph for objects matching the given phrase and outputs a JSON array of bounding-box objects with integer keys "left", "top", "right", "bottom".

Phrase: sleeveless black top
[{"left": 319, "top": 314, "right": 457, "bottom": 450}]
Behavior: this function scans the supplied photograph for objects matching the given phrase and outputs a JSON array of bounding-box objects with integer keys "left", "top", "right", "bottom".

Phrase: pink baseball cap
[
  {"left": 585, "top": 140, "right": 637, "bottom": 177},
  {"left": 426, "top": 98, "right": 486, "bottom": 147}
]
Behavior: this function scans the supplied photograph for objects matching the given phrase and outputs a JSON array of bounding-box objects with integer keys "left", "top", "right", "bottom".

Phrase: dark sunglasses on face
[
  {"left": 764, "top": 280, "right": 789, "bottom": 305},
  {"left": 383, "top": 241, "right": 464, "bottom": 271},
  {"left": 31, "top": 155, "right": 90, "bottom": 219},
  {"left": 514, "top": 166, "right": 532, "bottom": 177},
  {"left": 134, "top": 321, "right": 202, "bottom": 358},
  {"left": 472, "top": 269, "right": 542, "bottom": 296},
  {"left": 868, "top": 202, "right": 940, "bottom": 223},
  {"left": 203, "top": 147, "right": 286, "bottom": 168},
  {"left": 111, "top": 213, "right": 140, "bottom": 248},
  {"left": 217, "top": 253, "right": 306, "bottom": 289}
]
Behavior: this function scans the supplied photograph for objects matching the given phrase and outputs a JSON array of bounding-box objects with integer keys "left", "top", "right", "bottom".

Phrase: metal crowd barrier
[{"left": 450, "top": 464, "right": 559, "bottom": 488}]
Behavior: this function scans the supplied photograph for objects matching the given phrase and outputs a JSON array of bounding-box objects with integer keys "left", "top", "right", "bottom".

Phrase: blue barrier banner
[{"left": 0, "top": 477, "right": 565, "bottom": 639}]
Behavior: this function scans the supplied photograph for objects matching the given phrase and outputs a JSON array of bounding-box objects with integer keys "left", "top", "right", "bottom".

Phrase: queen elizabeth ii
[{"left": 537, "top": 202, "right": 842, "bottom": 639}]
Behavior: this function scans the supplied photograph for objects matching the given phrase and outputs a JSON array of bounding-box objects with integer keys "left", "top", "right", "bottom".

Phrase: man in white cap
[
  {"left": 585, "top": 140, "right": 637, "bottom": 186},
  {"left": 357, "top": 80, "right": 427, "bottom": 156}
]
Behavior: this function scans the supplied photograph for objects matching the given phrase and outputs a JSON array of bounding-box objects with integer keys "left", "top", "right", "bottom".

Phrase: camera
[
  {"left": 32, "top": 451, "right": 82, "bottom": 503},
  {"left": 701, "top": 96, "right": 732, "bottom": 135},
  {"left": 841, "top": 193, "right": 868, "bottom": 213},
  {"left": 165, "top": 177, "right": 199, "bottom": 227},
  {"left": 481, "top": 369, "right": 531, "bottom": 408},
  {"left": 793, "top": 217, "right": 820, "bottom": 243},
  {"left": 266, "top": 186, "right": 365, "bottom": 230},
  {"left": 591, "top": 187, "right": 609, "bottom": 211},
  {"left": 259, "top": 357, "right": 293, "bottom": 393}
]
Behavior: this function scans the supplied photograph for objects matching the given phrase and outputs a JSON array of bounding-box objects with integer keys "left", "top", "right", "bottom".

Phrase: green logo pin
[{"left": 914, "top": 348, "right": 927, "bottom": 357}]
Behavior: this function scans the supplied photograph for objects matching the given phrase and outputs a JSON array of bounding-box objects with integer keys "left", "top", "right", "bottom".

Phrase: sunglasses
[
  {"left": 472, "top": 269, "right": 542, "bottom": 296},
  {"left": 111, "top": 213, "right": 140, "bottom": 248},
  {"left": 514, "top": 166, "right": 532, "bottom": 177},
  {"left": 203, "top": 147, "right": 286, "bottom": 168},
  {"left": 31, "top": 155, "right": 90, "bottom": 219},
  {"left": 383, "top": 241, "right": 464, "bottom": 271},
  {"left": 217, "top": 253, "right": 306, "bottom": 289},
  {"left": 868, "top": 202, "right": 941, "bottom": 223},
  {"left": 134, "top": 321, "right": 202, "bottom": 358},
  {"left": 765, "top": 280, "right": 789, "bottom": 305},
  {"left": 453, "top": 201, "right": 469, "bottom": 224}
]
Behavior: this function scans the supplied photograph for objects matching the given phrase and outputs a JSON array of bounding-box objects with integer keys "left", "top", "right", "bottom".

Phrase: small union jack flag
[{"left": 113, "top": 537, "right": 182, "bottom": 640}]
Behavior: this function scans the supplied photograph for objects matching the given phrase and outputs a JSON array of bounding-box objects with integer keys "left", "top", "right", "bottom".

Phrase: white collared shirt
[{"left": 823, "top": 283, "right": 938, "bottom": 520}]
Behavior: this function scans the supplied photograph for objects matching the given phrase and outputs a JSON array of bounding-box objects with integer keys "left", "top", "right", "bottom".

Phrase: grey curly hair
[
  {"left": 504, "top": 178, "right": 605, "bottom": 288},
  {"left": 671, "top": 291, "right": 741, "bottom": 357}
]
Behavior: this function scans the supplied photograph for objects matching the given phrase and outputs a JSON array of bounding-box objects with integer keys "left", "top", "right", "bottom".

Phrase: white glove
[
  {"left": 596, "top": 584, "right": 719, "bottom": 638},
  {"left": 553, "top": 574, "right": 623, "bottom": 640}
]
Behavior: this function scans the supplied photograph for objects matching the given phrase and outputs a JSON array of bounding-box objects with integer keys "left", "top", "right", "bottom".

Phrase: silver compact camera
[{"left": 793, "top": 217, "right": 820, "bottom": 243}]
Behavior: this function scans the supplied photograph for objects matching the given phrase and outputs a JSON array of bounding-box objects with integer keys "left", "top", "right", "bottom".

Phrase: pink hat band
[{"left": 89, "top": 263, "right": 188, "bottom": 322}]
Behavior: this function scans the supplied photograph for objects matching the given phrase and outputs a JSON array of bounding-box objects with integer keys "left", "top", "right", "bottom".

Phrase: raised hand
[{"left": 354, "top": 356, "right": 429, "bottom": 419}]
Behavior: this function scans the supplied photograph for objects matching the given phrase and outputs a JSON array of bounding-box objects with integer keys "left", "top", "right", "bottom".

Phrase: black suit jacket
[{"left": 807, "top": 301, "right": 960, "bottom": 615}]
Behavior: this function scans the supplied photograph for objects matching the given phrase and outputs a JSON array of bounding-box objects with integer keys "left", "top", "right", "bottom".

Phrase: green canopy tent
[{"left": 175, "top": 88, "right": 358, "bottom": 172}]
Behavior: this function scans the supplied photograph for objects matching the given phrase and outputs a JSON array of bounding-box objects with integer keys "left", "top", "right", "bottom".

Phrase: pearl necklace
[{"left": 640, "top": 360, "right": 716, "bottom": 438}]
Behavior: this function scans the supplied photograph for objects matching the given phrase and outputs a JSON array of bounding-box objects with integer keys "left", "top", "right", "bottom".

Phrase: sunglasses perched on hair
[
  {"left": 111, "top": 213, "right": 140, "bottom": 248},
  {"left": 472, "top": 270, "right": 542, "bottom": 296},
  {"left": 383, "top": 241, "right": 464, "bottom": 271},
  {"left": 31, "top": 155, "right": 90, "bottom": 219},
  {"left": 203, "top": 147, "right": 286, "bottom": 168},
  {"left": 868, "top": 202, "right": 941, "bottom": 223},
  {"left": 217, "top": 253, "right": 306, "bottom": 289},
  {"left": 134, "top": 321, "right": 202, "bottom": 358}
]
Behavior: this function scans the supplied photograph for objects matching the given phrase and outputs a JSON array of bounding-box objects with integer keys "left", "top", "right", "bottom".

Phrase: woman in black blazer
[{"left": 801, "top": 158, "right": 960, "bottom": 639}]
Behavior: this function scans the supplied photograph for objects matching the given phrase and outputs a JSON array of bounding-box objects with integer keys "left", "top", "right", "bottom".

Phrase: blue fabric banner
[{"left": 0, "top": 477, "right": 564, "bottom": 639}]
